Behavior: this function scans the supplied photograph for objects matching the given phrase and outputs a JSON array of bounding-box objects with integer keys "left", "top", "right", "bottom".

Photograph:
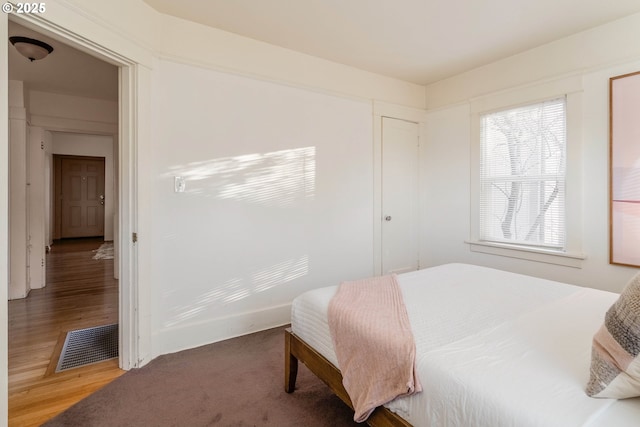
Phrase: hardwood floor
[{"left": 8, "top": 238, "right": 125, "bottom": 427}]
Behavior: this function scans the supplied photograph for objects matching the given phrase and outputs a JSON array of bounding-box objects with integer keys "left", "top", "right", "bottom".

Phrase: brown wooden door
[{"left": 56, "top": 156, "right": 105, "bottom": 238}]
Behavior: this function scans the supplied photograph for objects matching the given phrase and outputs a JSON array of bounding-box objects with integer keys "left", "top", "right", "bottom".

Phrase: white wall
[
  {"left": 29, "top": 90, "right": 118, "bottom": 135},
  {"left": 424, "top": 13, "right": 640, "bottom": 110},
  {"left": 51, "top": 132, "right": 115, "bottom": 241},
  {"left": 150, "top": 59, "right": 375, "bottom": 355},
  {"left": 422, "top": 14, "right": 640, "bottom": 293},
  {"left": 9, "top": 80, "right": 29, "bottom": 299},
  {"left": 44, "top": 131, "right": 54, "bottom": 246},
  {"left": 155, "top": 13, "right": 425, "bottom": 109},
  {"left": 421, "top": 103, "right": 471, "bottom": 269},
  {"left": 28, "top": 126, "right": 46, "bottom": 290}
]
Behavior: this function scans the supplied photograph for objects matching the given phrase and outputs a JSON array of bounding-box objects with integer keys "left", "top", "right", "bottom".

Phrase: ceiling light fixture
[{"left": 9, "top": 36, "right": 54, "bottom": 61}]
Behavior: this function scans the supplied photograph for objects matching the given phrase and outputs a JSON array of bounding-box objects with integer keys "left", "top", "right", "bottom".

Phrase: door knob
[{"left": 385, "top": 216, "right": 392, "bottom": 221}]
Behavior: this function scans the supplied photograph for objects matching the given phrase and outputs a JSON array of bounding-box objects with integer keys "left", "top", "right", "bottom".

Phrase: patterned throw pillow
[{"left": 586, "top": 272, "right": 640, "bottom": 398}]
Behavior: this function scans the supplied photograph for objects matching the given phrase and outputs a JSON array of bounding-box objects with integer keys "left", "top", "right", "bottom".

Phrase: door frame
[
  {"left": 373, "top": 101, "right": 427, "bottom": 276},
  {"left": 4, "top": 13, "right": 148, "bottom": 371}
]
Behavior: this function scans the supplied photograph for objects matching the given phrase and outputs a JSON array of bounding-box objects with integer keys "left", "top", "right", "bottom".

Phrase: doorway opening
[{"left": 7, "top": 13, "right": 139, "bottom": 423}]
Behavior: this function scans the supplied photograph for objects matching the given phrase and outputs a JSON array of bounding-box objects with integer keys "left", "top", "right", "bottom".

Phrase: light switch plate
[{"left": 174, "top": 176, "right": 186, "bottom": 193}]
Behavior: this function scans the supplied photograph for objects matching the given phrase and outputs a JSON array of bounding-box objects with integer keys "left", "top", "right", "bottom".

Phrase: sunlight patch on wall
[
  {"left": 163, "top": 255, "right": 309, "bottom": 328},
  {"left": 251, "top": 255, "right": 309, "bottom": 293},
  {"left": 167, "top": 147, "right": 315, "bottom": 208}
]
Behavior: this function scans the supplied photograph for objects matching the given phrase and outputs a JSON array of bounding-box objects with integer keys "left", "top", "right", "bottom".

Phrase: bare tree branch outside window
[{"left": 480, "top": 98, "right": 566, "bottom": 249}]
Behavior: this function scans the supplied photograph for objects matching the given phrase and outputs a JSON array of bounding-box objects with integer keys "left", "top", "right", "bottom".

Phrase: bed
[{"left": 284, "top": 263, "right": 640, "bottom": 426}]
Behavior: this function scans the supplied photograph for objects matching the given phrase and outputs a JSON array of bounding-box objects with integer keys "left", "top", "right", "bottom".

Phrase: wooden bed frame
[{"left": 284, "top": 328, "right": 412, "bottom": 427}]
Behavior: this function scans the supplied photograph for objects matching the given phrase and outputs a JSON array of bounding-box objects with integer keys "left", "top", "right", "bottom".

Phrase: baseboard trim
[{"left": 152, "top": 303, "right": 292, "bottom": 359}]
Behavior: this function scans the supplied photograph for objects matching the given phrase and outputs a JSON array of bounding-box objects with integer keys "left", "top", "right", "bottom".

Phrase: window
[{"left": 479, "top": 98, "right": 566, "bottom": 250}]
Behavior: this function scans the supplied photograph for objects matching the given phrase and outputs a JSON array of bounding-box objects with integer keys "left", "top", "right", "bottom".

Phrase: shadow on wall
[
  {"left": 163, "top": 254, "right": 309, "bottom": 328},
  {"left": 161, "top": 146, "right": 317, "bottom": 328}
]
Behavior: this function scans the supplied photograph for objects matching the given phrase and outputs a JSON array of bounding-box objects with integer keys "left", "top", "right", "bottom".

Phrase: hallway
[{"left": 8, "top": 238, "right": 124, "bottom": 426}]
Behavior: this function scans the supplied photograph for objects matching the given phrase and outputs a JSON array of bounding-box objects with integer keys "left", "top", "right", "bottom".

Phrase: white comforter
[{"left": 290, "top": 263, "right": 640, "bottom": 427}]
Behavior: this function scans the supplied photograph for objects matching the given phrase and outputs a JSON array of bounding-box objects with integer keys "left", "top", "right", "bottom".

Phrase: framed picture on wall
[{"left": 610, "top": 71, "right": 640, "bottom": 267}]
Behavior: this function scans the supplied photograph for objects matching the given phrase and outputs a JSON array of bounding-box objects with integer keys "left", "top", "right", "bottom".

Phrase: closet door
[{"left": 381, "top": 117, "right": 419, "bottom": 274}]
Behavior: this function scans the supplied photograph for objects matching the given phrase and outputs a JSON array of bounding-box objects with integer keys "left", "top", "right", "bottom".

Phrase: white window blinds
[{"left": 480, "top": 97, "right": 566, "bottom": 250}]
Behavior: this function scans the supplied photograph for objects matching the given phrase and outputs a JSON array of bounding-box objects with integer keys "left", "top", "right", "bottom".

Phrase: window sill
[{"left": 465, "top": 240, "right": 586, "bottom": 268}]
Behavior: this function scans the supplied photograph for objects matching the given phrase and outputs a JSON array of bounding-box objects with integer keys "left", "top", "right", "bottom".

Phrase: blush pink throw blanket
[{"left": 328, "top": 274, "right": 422, "bottom": 423}]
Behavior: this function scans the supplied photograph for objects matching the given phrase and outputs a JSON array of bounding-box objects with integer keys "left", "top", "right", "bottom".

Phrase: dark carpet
[{"left": 42, "top": 326, "right": 359, "bottom": 427}]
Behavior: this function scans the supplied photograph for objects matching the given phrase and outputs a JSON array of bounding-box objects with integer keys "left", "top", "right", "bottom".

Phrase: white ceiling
[
  {"left": 7, "top": 2, "right": 640, "bottom": 101},
  {"left": 8, "top": 21, "right": 118, "bottom": 101},
  {"left": 143, "top": 0, "right": 640, "bottom": 85}
]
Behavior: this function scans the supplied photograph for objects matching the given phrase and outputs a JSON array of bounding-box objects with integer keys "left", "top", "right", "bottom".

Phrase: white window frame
[{"left": 468, "top": 76, "right": 586, "bottom": 268}]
